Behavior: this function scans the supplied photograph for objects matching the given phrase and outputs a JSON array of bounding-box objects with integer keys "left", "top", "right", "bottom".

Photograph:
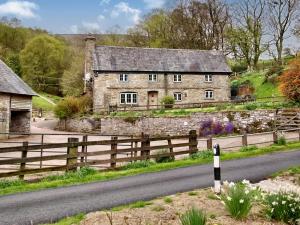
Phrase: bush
[
  {"left": 276, "top": 136, "right": 287, "bottom": 145},
  {"left": 221, "top": 180, "right": 260, "bottom": 220},
  {"left": 155, "top": 149, "right": 174, "bottom": 163},
  {"left": 189, "top": 150, "right": 213, "bottom": 160},
  {"left": 239, "top": 145, "right": 258, "bottom": 152},
  {"left": 161, "top": 96, "right": 175, "bottom": 108},
  {"left": 123, "top": 160, "right": 156, "bottom": 170},
  {"left": 264, "top": 64, "right": 284, "bottom": 84},
  {"left": 199, "top": 120, "right": 234, "bottom": 137},
  {"left": 244, "top": 103, "right": 258, "bottom": 110},
  {"left": 264, "top": 192, "right": 300, "bottom": 224},
  {"left": 54, "top": 96, "right": 92, "bottom": 119},
  {"left": 180, "top": 207, "right": 207, "bottom": 225}
]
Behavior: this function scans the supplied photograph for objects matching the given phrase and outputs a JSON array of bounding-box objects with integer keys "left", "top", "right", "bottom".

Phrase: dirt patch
[{"left": 80, "top": 188, "right": 284, "bottom": 225}]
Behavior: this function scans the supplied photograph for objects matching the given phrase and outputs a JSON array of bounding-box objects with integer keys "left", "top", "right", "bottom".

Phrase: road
[{"left": 0, "top": 150, "right": 299, "bottom": 225}]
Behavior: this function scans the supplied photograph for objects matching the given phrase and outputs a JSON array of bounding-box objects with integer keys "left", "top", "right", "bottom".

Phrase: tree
[
  {"left": 268, "top": 0, "right": 299, "bottom": 63},
  {"left": 60, "top": 49, "right": 84, "bottom": 97},
  {"left": 279, "top": 57, "right": 300, "bottom": 102},
  {"left": 20, "top": 35, "right": 69, "bottom": 94}
]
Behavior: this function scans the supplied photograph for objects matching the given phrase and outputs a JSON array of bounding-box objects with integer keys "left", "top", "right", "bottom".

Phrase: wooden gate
[
  {"left": 0, "top": 109, "right": 8, "bottom": 139},
  {"left": 275, "top": 109, "right": 300, "bottom": 130}
]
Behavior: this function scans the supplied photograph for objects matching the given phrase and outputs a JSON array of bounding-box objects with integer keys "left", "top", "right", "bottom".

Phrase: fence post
[
  {"left": 273, "top": 131, "right": 278, "bottom": 144},
  {"left": 66, "top": 138, "right": 79, "bottom": 172},
  {"left": 81, "top": 135, "right": 88, "bottom": 168},
  {"left": 189, "top": 130, "right": 198, "bottom": 155},
  {"left": 19, "top": 141, "right": 28, "bottom": 180},
  {"left": 213, "top": 144, "right": 221, "bottom": 194},
  {"left": 110, "top": 136, "right": 118, "bottom": 169},
  {"left": 141, "top": 133, "right": 150, "bottom": 160},
  {"left": 242, "top": 132, "right": 248, "bottom": 146},
  {"left": 298, "top": 129, "right": 300, "bottom": 141},
  {"left": 207, "top": 136, "right": 213, "bottom": 150},
  {"left": 167, "top": 135, "right": 175, "bottom": 160}
]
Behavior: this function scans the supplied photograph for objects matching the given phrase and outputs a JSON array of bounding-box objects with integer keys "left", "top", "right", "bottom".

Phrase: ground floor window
[
  {"left": 205, "top": 90, "right": 214, "bottom": 99},
  {"left": 120, "top": 92, "right": 138, "bottom": 104},
  {"left": 174, "top": 92, "right": 182, "bottom": 101}
]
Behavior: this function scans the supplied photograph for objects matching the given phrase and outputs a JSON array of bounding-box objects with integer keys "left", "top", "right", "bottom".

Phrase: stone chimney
[{"left": 84, "top": 35, "right": 96, "bottom": 95}]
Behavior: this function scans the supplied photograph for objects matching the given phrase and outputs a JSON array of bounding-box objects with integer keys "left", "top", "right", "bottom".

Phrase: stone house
[
  {"left": 84, "top": 36, "right": 232, "bottom": 112},
  {"left": 0, "top": 59, "right": 36, "bottom": 139}
]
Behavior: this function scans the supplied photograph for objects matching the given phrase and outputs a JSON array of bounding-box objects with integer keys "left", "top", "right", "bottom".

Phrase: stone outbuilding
[
  {"left": 0, "top": 59, "right": 36, "bottom": 139},
  {"left": 84, "top": 36, "right": 232, "bottom": 112}
]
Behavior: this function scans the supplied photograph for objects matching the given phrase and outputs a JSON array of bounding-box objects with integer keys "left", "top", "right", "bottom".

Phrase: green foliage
[
  {"left": 43, "top": 167, "right": 97, "bottom": 182},
  {"left": 130, "top": 201, "right": 152, "bottom": 209},
  {"left": 244, "top": 102, "right": 258, "bottom": 110},
  {"left": 221, "top": 181, "right": 259, "bottom": 220},
  {"left": 160, "top": 95, "right": 175, "bottom": 108},
  {"left": 60, "top": 49, "right": 84, "bottom": 97},
  {"left": 54, "top": 96, "right": 92, "bottom": 119},
  {"left": 189, "top": 150, "right": 213, "bottom": 160},
  {"left": 0, "top": 179, "right": 25, "bottom": 189},
  {"left": 180, "top": 207, "right": 207, "bottom": 225},
  {"left": 264, "top": 64, "right": 284, "bottom": 84},
  {"left": 239, "top": 145, "right": 258, "bottom": 152},
  {"left": 164, "top": 197, "right": 173, "bottom": 203},
  {"left": 122, "top": 116, "right": 138, "bottom": 124},
  {"left": 123, "top": 160, "right": 156, "bottom": 170},
  {"left": 5, "top": 53, "right": 22, "bottom": 76},
  {"left": 20, "top": 34, "right": 69, "bottom": 95},
  {"left": 264, "top": 192, "right": 300, "bottom": 224},
  {"left": 276, "top": 136, "right": 287, "bottom": 145},
  {"left": 43, "top": 213, "right": 85, "bottom": 225},
  {"left": 230, "top": 61, "right": 248, "bottom": 73},
  {"left": 155, "top": 149, "right": 174, "bottom": 163}
]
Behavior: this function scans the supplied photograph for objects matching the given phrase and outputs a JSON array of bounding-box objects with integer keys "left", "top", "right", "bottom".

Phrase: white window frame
[
  {"left": 120, "top": 92, "right": 138, "bottom": 104},
  {"left": 174, "top": 92, "right": 182, "bottom": 101},
  {"left": 120, "top": 74, "right": 128, "bottom": 82},
  {"left": 148, "top": 74, "right": 157, "bottom": 82},
  {"left": 173, "top": 74, "right": 182, "bottom": 82},
  {"left": 205, "top": 90, "right": 214, "bottom": 99},
  {"left": 205, "top": 74, "right": 212, "bottom": 82}
]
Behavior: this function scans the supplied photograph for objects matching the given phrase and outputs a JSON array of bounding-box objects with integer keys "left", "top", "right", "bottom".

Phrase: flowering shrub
[
  {"left": 221, "top": 180, "right": 260, "bottom": 220},
  {"left": 264, "top": 192, "right": 300, "bottom": 224},
  {"left": 199, "top": 120, "right": 234, "bottom": 137}
]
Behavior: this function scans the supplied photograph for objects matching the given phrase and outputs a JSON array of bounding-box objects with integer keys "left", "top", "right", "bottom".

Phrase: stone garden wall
[{"left": 56, "top": 110, "right": 276, "bottom": 136}]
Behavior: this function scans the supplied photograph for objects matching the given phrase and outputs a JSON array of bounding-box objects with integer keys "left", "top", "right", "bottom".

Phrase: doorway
[{"left": 147, "top": 91, "right": 159, "bottom": 109}]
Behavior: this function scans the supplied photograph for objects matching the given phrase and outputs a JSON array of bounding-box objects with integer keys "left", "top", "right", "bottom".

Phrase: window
[
  {"left": 120, "top": 74, "right": 128, "bottom": 82},
  {"left": 120, "top": 92, "right": 137, "bottom": 104},
  {"left": 174, "top": 92, "right": 182, "bottom": 101},
  {"left": 205, "top": 90, "right": 214, "bottom": 99},
  {"left": 174, "top": 74, "right": 182, "bottom": 82},
  {"left": 205, "top": 74, "right": 212, "bottom": 82},
  {"left": 148, "top": 74, "right": 157, "bottom": 82}
]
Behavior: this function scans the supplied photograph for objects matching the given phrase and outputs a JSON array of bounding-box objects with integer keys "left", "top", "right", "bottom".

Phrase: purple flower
[
  {"left": 213, "top": 122, "right": 223, "bottom": 135},
  {"left": 224, "top": 122, "right": 234, "bottom": 134}
]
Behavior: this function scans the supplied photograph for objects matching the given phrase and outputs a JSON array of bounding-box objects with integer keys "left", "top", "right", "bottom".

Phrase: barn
[{"left": 0, "top": 59, "right": 36, "bottom": 139}]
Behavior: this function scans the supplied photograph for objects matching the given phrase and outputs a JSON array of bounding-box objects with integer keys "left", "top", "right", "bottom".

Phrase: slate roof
[
  {"left": 0, "top": 59, "right": 36, "bottom": 96},
  {"left": 93, "top": 46, "right": 232, "bottom": 74}
]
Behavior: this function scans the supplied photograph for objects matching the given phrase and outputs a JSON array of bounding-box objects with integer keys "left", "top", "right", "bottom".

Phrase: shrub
[
  {"left": 264, "top": 64, "right": 284, "bottom": 84},
  {"left": 189, "top": 150, "right": 213, "bottom": 160},
  {"left": 54, "top": 96, "right": 92, "bottom": 119},
  {"left": 155, "top": 149, "right": 174, "bottom": 163},
  {"left": 123, "top": 160, "right": 156, "bottom": 170},
  {"left": 239, "top": 145, "right": 258, "bottom": 152},
  {"left": 264, "top": 192, "right": 300, "bottom": 224},
  {"left": 161, "top": 96, "right": 175, "bottom": 108},
  {"left": 276, "top": 136, "right": 287, "bottom": 145},
  {"left": 244, "top": 102, "right": 258, "bottom": 110},
  {"left": 123, "top": 116, "right": 138, "bottom": 124},
  {"left": 199, "top": 120, "right": 235, "bottom": 137},
  {"left": 279, "top": 57, "right": 300, "bottom": 102},
  {"left": 180, "top": 207, "right": 207, "bottom": 225},
  {"left": 221, "top": 180, "right": 260, "bottom": 220}
]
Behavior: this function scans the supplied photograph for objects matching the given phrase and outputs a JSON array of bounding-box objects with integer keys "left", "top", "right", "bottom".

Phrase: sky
[{"left": 0, "top": 0, "right": 170, "bottom": 34}]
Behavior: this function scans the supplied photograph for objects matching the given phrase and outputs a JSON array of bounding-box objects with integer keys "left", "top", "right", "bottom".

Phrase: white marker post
[{"left": 213, "top": 144, "right": 221, "bottom": 194}]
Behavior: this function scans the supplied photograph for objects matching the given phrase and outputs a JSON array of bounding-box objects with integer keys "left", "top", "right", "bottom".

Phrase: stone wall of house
[
  {"left": 0, "top": 93, "right": 10, "bottom": 139},
  {"left": 93, "top": 73, "right": 230, "bottom": 112},
  {"left": 10, "top": 111, "right": 31, "bottom": 133},
  {"left": 57, "top": 110, "right": 276, "bottom": 136}
]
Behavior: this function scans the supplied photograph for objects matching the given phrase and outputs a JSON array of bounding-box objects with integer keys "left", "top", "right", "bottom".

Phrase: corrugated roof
[
  {"left": 93, "top": 46, "right": 232, "bottom": 74},
  {"left": 0, "top": 59, "right": 36, "bottom": 96}
]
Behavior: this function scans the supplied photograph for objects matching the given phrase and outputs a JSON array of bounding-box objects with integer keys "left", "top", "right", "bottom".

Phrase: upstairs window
[
  {"left": 120, "top": 74, "right": 128, "bottom": 82},
  {"left": 205, "top": 90, "right": 214, "bottom": 99},
  {"left": 205, "top": 74, "right": 212, "bottom": 82},
  {"left": 149, "top": 74, "right": 157, "bottom": 82},
  {"left": 120, "top": 92, "right": 137, "bottom": 104},
  {"left": 174, "top": 74, "right": 182, "bottom": 82},
  {"left": 174, "top": 92, "right": 182, "bottom": 101}
]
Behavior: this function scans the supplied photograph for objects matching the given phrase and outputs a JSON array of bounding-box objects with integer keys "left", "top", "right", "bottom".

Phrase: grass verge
[
  {"left": 0, "top": 142, "right": 300, "bottom": 197},
  {"left": 43, "top": 213, "right": 85, "bottom": 225}
]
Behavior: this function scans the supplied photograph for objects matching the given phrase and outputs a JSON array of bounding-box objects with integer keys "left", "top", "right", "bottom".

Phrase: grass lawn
[
  {"left": 32, "top": 93, "right": 62, "bottom": 111},
  {"left": 1, "top": 142, "right": 300, "bottom": 197}
]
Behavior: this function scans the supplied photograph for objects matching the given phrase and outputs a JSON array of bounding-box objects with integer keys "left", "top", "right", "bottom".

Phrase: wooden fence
[{"left": 0, "top": 128, "right": 299, "bottom": 179}]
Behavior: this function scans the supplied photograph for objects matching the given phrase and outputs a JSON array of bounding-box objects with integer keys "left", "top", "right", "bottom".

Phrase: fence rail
[{"left": 0, "top": 128, "right": 299, "bottom": 179}]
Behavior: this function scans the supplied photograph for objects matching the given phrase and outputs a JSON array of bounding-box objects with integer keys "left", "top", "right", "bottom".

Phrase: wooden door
[
  {"left": 0, "top": 110, "right": 8, "bottom": 139},
  {"left": 148, "top": 91, "right": 158, "bottom": 109}
]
